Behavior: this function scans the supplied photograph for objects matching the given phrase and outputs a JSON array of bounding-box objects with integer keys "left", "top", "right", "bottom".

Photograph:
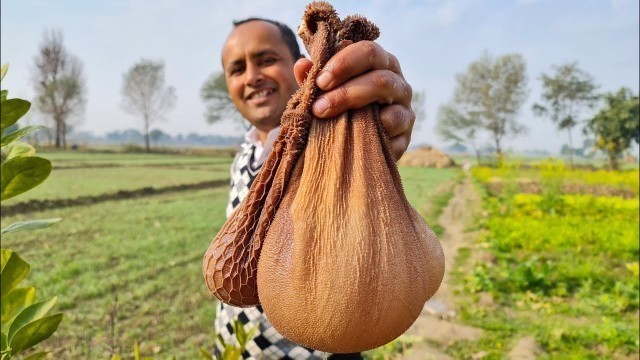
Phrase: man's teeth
[{"left": 250, "top": 89, "right": 272, "bottom": 99}]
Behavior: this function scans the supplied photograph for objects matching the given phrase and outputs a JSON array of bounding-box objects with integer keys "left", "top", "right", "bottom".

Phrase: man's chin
[{"left": 247, "top": 113, "right": 281, "bottom": 130}]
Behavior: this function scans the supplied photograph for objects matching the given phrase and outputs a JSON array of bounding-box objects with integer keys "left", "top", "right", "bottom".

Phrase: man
[{"left": 216, "top": 17, "right": 416, "bottom": 359}]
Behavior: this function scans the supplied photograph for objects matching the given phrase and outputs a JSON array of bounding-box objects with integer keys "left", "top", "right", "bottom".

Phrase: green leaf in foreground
[
  {"left": 0, "top": 250, "right": 11, "bottom": 272},
  {"left": 0, "top": 251, "right": 30, "bottom": 295},
  {"left": 0, "top": 91, "right": 7, "bottom": 103},
  {"left": 8, "top": 297, "right": 57, "bottom": 342},
  {"left": 0, "top": 64, "right": 7, "bottom": 82},
  {"left": 22, "top": 351, "right": 49, "bottom": 360},
  {"left": 9, "top": 313, "right": 62, "bottom": 356},
  {"left": 1, "top": 126, "right": 44, "bottom": 147},
  {"left": 0, "top": 99, "right": 31, "bottom": 133},
  {"left": 1, "top": 287, "right": 36, "bottom": 330},
  {"left": 1, "top": 219, "right": 63, "bottom": 236},
  {"left": 0, "top": 156, "right": 51, "bottom": 201},
  {"left": 1, "top": 331, "right": 7, "bottom": 352},
  {"left": 3, "top": 142, "right": 36, "bottom": 162},
  {"left": 199, "top": 348, "right": 213, "bottom": 359}
]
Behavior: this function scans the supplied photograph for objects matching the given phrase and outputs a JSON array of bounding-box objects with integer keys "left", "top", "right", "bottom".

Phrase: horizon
[{"left": 2, "top": 0, "right": 639, "bottom": 154}]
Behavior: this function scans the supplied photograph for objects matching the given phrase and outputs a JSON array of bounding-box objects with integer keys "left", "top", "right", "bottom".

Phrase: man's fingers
[
  {"left": 382, "top": 104, "right": 414, "bottom": 161},
  {"left": 317, "top": 41, "right": 402, "bottom": 89},
  {"left": 389, "top": 133, "right": 411, "bottom": 162},
  {"left": 294, "top": 58, "right": 313, "bottom": 86},
  {"left": 312, "top": 70, "right": 411, "bottom": 118},
  {"left": 380, "top": 104, "right": 414, "bottom": 138}
]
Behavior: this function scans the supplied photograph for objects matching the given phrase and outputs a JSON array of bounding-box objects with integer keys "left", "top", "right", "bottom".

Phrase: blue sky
[{"left": 2, "top": 0, "right": 638, "bottom": 153}]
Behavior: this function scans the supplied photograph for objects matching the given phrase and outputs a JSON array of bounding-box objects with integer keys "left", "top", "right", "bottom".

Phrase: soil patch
[{"left": 508, "top": 336, "right": 541, "bottom": 359}]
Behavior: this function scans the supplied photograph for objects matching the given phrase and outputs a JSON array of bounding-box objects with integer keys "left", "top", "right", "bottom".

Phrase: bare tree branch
[
  {"left": 31, "top": 29, "right": 86, "bottom": 148},
  {"left": 121, "top": 59, "right": 177, "bottom": 152}
]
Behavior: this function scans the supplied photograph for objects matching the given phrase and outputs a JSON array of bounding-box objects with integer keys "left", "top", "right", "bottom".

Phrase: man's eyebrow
[
  {"left": 251, "top": 49, "right": 280, "bottom": 59},
  {"left": 227, "top": 59, "right": 244, "bottom": 69},
  {"left": 224, "top": 49, "right": 281, "bottom": 70}
]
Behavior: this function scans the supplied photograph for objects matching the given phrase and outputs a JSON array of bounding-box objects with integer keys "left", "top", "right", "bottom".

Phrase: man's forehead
[{"left": 221, "top": 21, "right": 287, "bottom": 65}]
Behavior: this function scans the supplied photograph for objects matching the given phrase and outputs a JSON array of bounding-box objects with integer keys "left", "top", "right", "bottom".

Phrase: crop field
[
  {"left": 0, "top": 151, "right": 460, "bottom": 359},
  {"left": 5, "top": 150, "right": 232, "bottom": 212},
  {"left": 451, "top": 163, "right": 639, "bottom": 358}
]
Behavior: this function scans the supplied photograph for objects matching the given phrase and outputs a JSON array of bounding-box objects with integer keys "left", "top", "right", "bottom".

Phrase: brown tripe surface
[{"left": 203, "top": 1, "right": 445, "bottom": 353}]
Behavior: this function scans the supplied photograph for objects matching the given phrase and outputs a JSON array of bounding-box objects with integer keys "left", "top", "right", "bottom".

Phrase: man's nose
[{"left": 244, "top": 63, "right": 264, "bottom": 87}]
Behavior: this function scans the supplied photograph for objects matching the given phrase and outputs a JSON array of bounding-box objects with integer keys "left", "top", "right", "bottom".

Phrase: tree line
[
  {"left": 26, "top": 30, "right": 638, "bottom": 165},
  {"left": 28, "top": 30, "right": 177, "bottom": 153},
  {"left": 436, "top": 51, "right": 639, "bottom": 170}
]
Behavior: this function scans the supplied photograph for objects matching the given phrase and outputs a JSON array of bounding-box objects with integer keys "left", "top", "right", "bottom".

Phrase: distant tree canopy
[
  {"left": 121, "top": 59, "right": 176, "bottom": 153},
  {"left": 437, "top": 52, "right": 529, "bottom": 156},
  {"left": 149, "top": 128, "right": 170, "bottom": 145},
  {"left": 436, "top": 103, "right": 481, "bottom": 162},
  {"left": 533, "top": 62, "right": 598, "bottom": 168},
  {"left": 586, "top": 88, "right": 639, "bottom": 170},
  {"left": 31, "top": 29, "right": 86, "bottom": 149},
  {"left": 411, "top": 90, "right": 426, "bottom": 129},
  {"left": 200, "top": 72, "right": 248, "bottom": 130}
]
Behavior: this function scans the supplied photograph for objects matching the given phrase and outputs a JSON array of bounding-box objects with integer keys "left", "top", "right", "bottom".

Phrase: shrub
[{"left": 1, "top": 64, "right": 63, "bottom": 359}]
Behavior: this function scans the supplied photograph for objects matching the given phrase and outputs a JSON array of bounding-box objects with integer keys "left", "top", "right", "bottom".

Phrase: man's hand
[{"left": 294, "top": 41, "right": 415, "bottom": 161}]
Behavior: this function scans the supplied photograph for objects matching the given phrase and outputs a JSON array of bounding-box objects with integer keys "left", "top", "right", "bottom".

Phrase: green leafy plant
[
  {"left": 464, "top": 164, "right": 639, "bottom": 358},
  {"left": 1, "top": 64, "right": 63, "bottom": 359},
  {"left": 200, "top": 318, "right": 258, "bottom": 360},
  {"left": 110, "top": 341, "right": 153, "bottom": 360}
]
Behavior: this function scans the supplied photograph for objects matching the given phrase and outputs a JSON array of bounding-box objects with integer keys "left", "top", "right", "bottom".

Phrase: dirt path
[
  {"left": 403, "top": 174, "right": 540, "bottom": 359},
  {"left": 403, "top": 175, "right": 484, "bottom": 359}
]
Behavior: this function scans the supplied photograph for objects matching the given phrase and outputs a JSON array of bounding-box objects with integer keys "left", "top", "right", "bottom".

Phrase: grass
[
  {"left": 1, "top": 152, "right": 461, "bottom": 359},
  {"left": 40, "top": 152, "right": 233, "bottom": 167},
  {"left": 2, "top": 155, "right": 233, "bottom": 204},
  {"left": 399, "top": 167, "right": 463, "bottom": 236},
  {"left": 2, "top": 188, "right": 227, "bottom": 359}
]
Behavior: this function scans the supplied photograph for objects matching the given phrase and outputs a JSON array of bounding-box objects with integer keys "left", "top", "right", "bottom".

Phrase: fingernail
[
  {"left": 313, "top": 97, "right": 329, "bottom": 115},
  {"left": 317, "top": 71, "right": 332, "bottom": 88}
]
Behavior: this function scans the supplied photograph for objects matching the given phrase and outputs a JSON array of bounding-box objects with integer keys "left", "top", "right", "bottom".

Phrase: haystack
[{"left": 398, "top": 146, "right": 456, "bottom": 168}]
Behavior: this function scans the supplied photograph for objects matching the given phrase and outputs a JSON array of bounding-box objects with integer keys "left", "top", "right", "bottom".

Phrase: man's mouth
[{"left": 246, "top": 89, "right": 275, "bottom": 101}]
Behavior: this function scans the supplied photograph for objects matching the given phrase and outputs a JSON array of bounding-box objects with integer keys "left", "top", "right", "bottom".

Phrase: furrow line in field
[
  {"left": 61, "top": 252, "right": 206, "bottom": 308},
  {"left": 53, "top": 162, "right": 230, "bottom": 170},
  {"left": 0, "top": 179, "right": 230, "bottom": 217}
]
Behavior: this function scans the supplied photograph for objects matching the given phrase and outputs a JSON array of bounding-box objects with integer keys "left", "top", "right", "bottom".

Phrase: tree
[
  {"left": 31, "top": 30, "right": 86, "bottom": 149},
  {"left": 121, "top": 59, "right": 176, "bottom": 152},
  {"left": 200, "top": 72, "right": 248, "bottom": 130},
  {"left": 532, "top": 62, "right": 598, "bottom": 169},
  {"left": 412, "top": 90, "right": 426, "bottom": 129},
  {"left": 436, "top": 103, "right": 482, "bottom": 163},
  {"left": 450, "top": 52, "right": 529, "bottom": 156},
  {"left": 586, "top": 88, "right": 639, "bottom": 170},
  {"left": 149, "top": 128, "right": 170, "bottom": 146}
]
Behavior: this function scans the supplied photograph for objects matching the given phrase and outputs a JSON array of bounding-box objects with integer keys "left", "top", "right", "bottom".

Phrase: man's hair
[{"left": 233, "top": 18, "right": 302, "bottom": 61}]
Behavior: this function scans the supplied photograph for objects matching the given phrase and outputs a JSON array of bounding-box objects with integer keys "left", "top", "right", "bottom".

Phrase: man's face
[{"left": 222, "top": 21, "right": 298, "bottom": 131}]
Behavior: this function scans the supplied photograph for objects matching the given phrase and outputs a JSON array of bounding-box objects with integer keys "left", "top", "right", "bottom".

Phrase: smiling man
[{"left": 215, "top": 17, "right": 416, "bottom": 359}]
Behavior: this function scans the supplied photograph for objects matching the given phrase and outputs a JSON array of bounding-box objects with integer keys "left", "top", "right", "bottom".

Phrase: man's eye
[
  {"left": 229, "top": 67, "right": 244, "bottom": 76},
  {"left": 261, "top": 58, "right": 277, "bottom": 66}
]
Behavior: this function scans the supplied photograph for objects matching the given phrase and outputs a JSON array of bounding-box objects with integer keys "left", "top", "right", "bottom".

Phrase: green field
[
  {"left": 449, "top": 165, "right": 640, "bottom": 359},
  {"left": 2, "top": 152, "right": 233, "bottom": 207},
  {"left": 1, "top": 152, "right": 460, "bottom": 359}
]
